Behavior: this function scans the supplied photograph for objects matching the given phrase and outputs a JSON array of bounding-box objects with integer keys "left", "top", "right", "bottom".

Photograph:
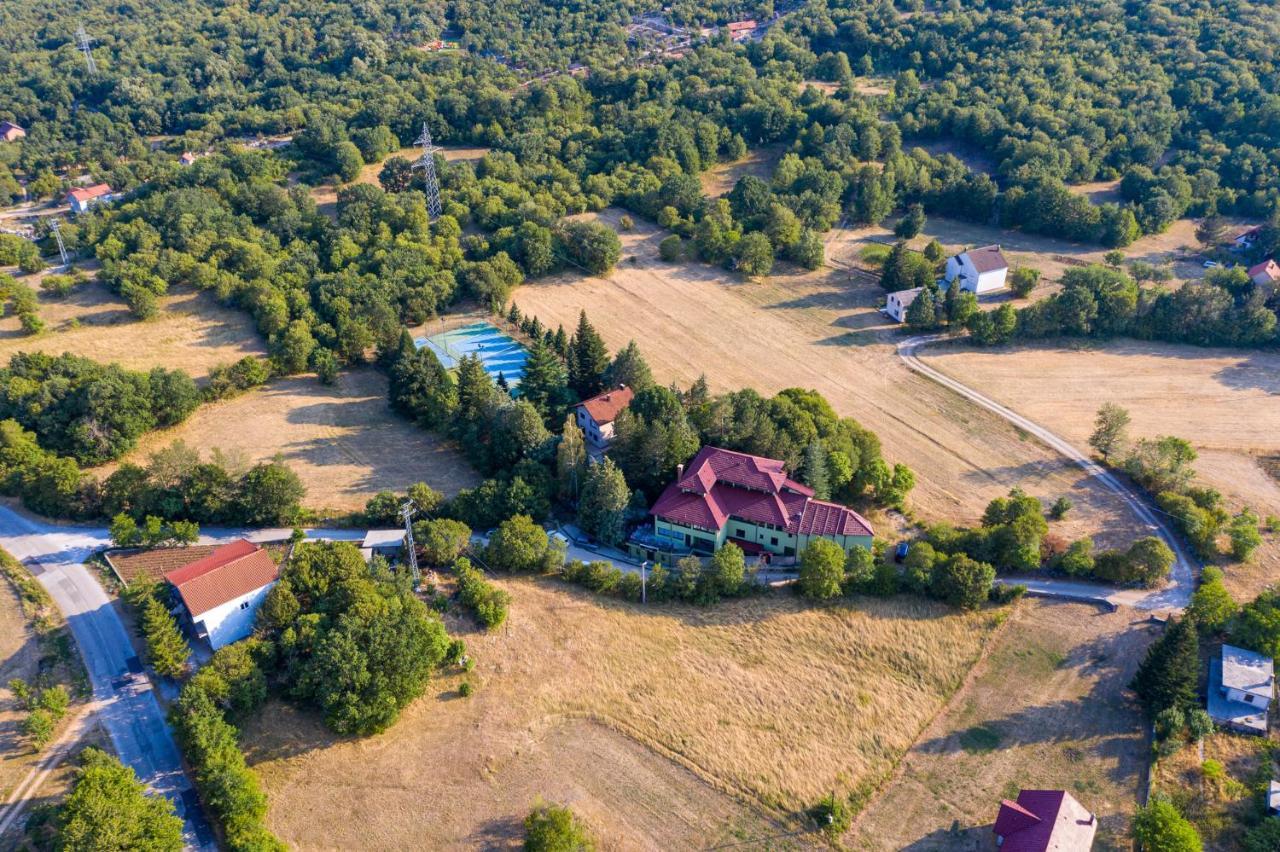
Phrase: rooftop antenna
[
  {"left": 49, "top": 220, "right": 70, "bottom": 268},
  {"left": 75, "top": 25, "right": 98, "bottom": 75},
  {"left": 413, "top": 123, "right": 443, "bottom": 220},
  {"left": 399, "top": 500, "right": 421, "bottom": 586}
]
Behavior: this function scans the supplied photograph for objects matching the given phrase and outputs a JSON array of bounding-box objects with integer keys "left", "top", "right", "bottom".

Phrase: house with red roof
[
  {"left": 574, "top": 384, "right": 634, "bottom": 450},
  {"left": 164, "top": 539, "right": 281, "bottom": 650},
  {"left": 994, "top": 789, "right": 1097, "bottom": 850},
  {"left": 630, "top": 446, "right": 873, "bottom": 563},
  {"left": 1248, "top": 258, "right": 1280, "bottom": 288},
  {"left": 65, "top": 183, "right": 118, "bottom": 215}
]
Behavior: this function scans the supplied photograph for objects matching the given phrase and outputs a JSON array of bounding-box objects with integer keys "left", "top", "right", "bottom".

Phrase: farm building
[
  {"left": 884, "top": 288, "right": 922, "bottom": 323},
  {"left": 993, "top": 789, "right": 1097, "bottom": 851},
  {"left": 574, "top": 385, "right": 634, "bottom": 450},
  {"left": 1233, "top": 225, "right": 1263, "bottom": 251},
  {"left": 179, "top": 151, "right": 200, "bottom": 166},
  {"left": 1248, "top": 258, "right": 1279, "bottom": 288},
  {"left": 66, "top": 183, "right": 118, "bottom": 215},
  {"left": 164, "top": 539, "right": 280, "bottom": 650},
  {"left": 630, "top": 446, "right": 873, "bottom": 563},
  {"left": 1207, "top": 643, "right": 1274, "bottom": 735},
  {"left": 725, "top": 20, "right": 758, "bottom": 40},
  {"left": 945, "top": 244, "right": 1009, "bottom": 294},
  {"left": 0, "top": 121, "right": 25, "bottom": 142}
]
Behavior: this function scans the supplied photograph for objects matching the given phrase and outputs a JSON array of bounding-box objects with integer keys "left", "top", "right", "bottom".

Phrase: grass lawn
[{"left": 241, "top": 578, "right": 1002, "bottom": 849}]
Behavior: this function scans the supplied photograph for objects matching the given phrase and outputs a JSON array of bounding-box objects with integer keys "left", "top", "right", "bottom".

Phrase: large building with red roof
[
  {"left": 164, "top": 539, "right": 280, "bottom": 649},
  {"left": 631, "top": 446, "right": 873, "bottom": 562},
  {"left": 993, "top": 789, "right": 1097, "bottom": 851}
]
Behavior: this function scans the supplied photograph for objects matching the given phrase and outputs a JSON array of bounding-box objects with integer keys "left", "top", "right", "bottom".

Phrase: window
[
  {"left": 240, "top": 601, "right": 250, "bottom": 610},
  {"left": 1243, "top": 693, "right": 1254, "bottom": 704},
  {"left": 770, "top": 536, "right": 778, "bottom": 546}
]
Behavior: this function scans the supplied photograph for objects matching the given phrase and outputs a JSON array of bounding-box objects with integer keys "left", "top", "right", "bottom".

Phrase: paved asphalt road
[
  {"left": 0, "top": 506, "right": 217, "bottom": 850},
  {"left": 898, "top": 334, "right": 1197, "bottom": 611}
]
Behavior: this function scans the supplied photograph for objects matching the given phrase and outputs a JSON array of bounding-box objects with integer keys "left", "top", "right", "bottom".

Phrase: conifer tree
[
  {"left": 568, "top": 311, "right": 609, "bottom": 398},
  {"left": 141, "top": 594, "right": 191, "bottom": 679},
  {"left": 802, "top": 440, "right": 830, "bottom": 499},
  {"left": 606, "top": 340, "right": 654, "bottom": 391},
  {"left": 1130, "top": 615, "right": 1199, "bottom": 720},
  {"left": 520, "top": 339, "right": 570, "bottom": 423},
  {"left": 556, "top": 415, "right": 588, "bottom": 502}
]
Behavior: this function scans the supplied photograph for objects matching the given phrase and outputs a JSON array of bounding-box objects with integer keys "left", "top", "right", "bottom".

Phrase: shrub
[
  {"left": 1048, "top": 496, "right": 1072, "bottom": 519},
  {"left": 415, "top": 518, "right": 472, "bottom": 566},
  {"left": 1131, "top": 798, "right": 1201, "bottom": 852},
  {"left": 524, "top": 803, "right": 594, "bottom": 851},
  {"left": 56, "top": 747, "right": 184, "bottom": 851},
  {"left": 798, "top": 539, "right": 845, "bottom": 600},
  {"left": 458, "top": 680, "right": 473, "bottom": 698},
  {"left": 929, "top": 554, "right": 995, "bottom": 610},
  {"left": 658, "top": 235, "right": 684, "bottom": 262},
  {"left": 811, "top": 793, "right": 852, "bottom": 838},
  {"left": 1187, "top": 567, "right": 1237, "bottom": 634},
  {"left": 454, "top": 557, "right": 511, "bottom": 630},
  {"left": 486, "top": 514, "right": 549, "bottom": 572}
]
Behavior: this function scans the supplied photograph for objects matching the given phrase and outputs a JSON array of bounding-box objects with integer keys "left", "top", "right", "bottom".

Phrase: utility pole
[
  {"left": 49, "top": 220, "right": 69, "bottom": 269},
  {"left": 400, "top": 500, "right": 421, "bottom": 586},
  {"left": 75, "top": 26, "right": 98, "bottom": 75},
  {"left": 641, "top": 560, "right": 648, "bottom": 604},
  {"left": 413, "top": 123, "right": 443, "bottom": 220}
]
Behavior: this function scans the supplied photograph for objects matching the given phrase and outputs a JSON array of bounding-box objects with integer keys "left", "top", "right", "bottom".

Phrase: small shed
[
  {"left": 361, "top": 529, "right": 406, "bottom": 561},
  {"left": 885, "top": 287, "right": 922, "bottom": 323}
]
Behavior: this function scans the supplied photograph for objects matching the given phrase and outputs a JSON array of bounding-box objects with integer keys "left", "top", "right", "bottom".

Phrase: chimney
[{"left": 677, "top": 463, "right": 685, "bottom": 479}]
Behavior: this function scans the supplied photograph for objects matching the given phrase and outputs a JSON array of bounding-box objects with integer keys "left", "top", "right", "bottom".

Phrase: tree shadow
[
  {"left": 466, "top": 814, "right": 524, "bottom": 850},
  {"left": 1214, "top": 355, "right": 1280, "bottom": 395}
]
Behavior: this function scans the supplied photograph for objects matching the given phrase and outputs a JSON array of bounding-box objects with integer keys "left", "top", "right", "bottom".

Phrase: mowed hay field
[
  {"left": 112, "top": 368, "right": 480, "bottom": 512},
  {"left": 851, "top": 599, "right": 1157, "bottom": 849},
  {"left": 241, "top": 579, "right": 1001, "bottom": 850},
  {"left": 514, "top": 210, "right": 1147, "bottom": 547},
  {"left": 0, "top": 279, "right": 266, "bottom": 380},
  {"left": 921, "top": 341, "right": 1280, "bottom": 599}
]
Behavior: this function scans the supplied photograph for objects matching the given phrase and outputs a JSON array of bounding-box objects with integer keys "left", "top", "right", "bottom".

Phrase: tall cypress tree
[
  {"left": 141, "top": 594, "right": 191, "bottom": 679},
  {"left": 802, "top": 440, "right": 831, "bottom": 499},
  {"left": 568, "top": 311, "right": 609, "bottom": 398},
  {"left": 520, "top": 339, "right": 570, "bottom": 423},
  {"left": 1130, "top": 615, "right": 1199, "bottom": 720}
]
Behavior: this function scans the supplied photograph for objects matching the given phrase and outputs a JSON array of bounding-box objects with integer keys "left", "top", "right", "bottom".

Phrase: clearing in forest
[
  {"left": 698, "top": 146, "right": 781, "bottom": 197},
  {"left": 920, "top": 340, "right": 1280, "bottom": 600},
  {"left": 0, "top": 281, "right": 266, "bottom": 380},
  {"left": 309, "top": 145, "right": 492, "bottom": 215},
  {"left": 108, "top": 368, "right": 480, "bottom": 513},
  {"left": 851, "top": 598, "right": 1157, "bottom": 849},
  {"left": 513, "top": 210, "right": 1148, "bottom": 548},
  {"left": 241, "top": 578, "right": 1000, "bottom": 850}
]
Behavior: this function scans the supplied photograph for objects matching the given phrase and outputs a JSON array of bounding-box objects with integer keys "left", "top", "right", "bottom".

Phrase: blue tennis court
[{"left": 415, "top": 321, "right": 528, "bottom": 389}]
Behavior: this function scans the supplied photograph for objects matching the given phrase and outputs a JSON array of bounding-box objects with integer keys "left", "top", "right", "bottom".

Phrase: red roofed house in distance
[
  {"left": 628, "top": 446, "right": 873, "bottom": 565},
  {"left": 573, "top": 384, "right": 634, "bottom": 451},
  {"left": 164, "top": 539, "right": 281, "bottom": 650},
  {"left": 994, "top": 789, "right": 1097, "bottom": 851},
  {"left": 65, "top": 182, "right": 119, "bottom": 215}
]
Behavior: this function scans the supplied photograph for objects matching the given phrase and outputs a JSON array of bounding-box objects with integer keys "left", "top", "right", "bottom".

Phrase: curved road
[{"left": 897, "top": 334, "right": 1196, "bottom": 611}]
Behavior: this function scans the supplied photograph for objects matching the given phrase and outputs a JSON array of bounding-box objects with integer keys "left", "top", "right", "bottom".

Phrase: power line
[
  {"left": 413, "top": 123, "right": 442, "bottom": 220},
  {"left": 75, "top": 25, "right": 98, "bottom": 75}
]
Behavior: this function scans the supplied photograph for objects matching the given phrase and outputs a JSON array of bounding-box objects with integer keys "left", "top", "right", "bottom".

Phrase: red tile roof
[
  {"left": 994, "top": 790, "right": 1097, "bottom": 852},
  {"left": 164, "top": 539, "right": 280, "bottom": 618},
  {"left": 67, "top": 183, "right": 114, "bottom": 204},
  {"left": 650, "top": 446, "right": 872, "bottom": 538},
  {"left": 726, "top": 20, "right": 758, "bottom": 32},
  {"left": 576, "top": 385, "right": 634, "bottom": 426}
]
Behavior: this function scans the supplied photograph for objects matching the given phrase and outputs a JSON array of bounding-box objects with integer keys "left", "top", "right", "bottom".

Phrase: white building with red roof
[
  {"left": 632, "top": 446, "right": 873, "bottom": 563},
  {"left": 574, "top": 384, "right": 634, "bottom": 450},
  {"left": 65, "top": 183, "right": 118, "bottom": 215},
  {"left": 1248, "top": 258, "right": 1280, "bottom": 288},
  {"left": 993, "top": 789, "right": 1096, "bottom": 851},
  {"left": 945, "top": 244, "right": 1009, "bottom": 294},
  {"left": 164, "top": 539, "right": 281, "bottom": 650}
]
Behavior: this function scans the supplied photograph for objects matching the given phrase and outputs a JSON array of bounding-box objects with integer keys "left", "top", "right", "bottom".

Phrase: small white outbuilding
[{"left": 884, "top": 288, "right": 922, "bottom": 323}]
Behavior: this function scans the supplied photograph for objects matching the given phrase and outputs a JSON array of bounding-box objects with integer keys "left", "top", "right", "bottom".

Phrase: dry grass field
[
  {"left": 110, "top": 368, "right": 480, "bottom": 512},
  {"left": 514, "top": 209, "right": 1147, "bottom": 547},
  {"left": 241, "top": 578, "right": 1001, "bottom": 850},
  {"left": 0, "top": 280, "right": 266, "bottom": 380},
  {"left": 699, "top": 146, "right": 781, "bottom": 197},
  {"left": 851, "top": 599, "right": 1158, "bottom": 850},
  {"left": 920, "top": 341, "right": 1280, "bottom": 600}
]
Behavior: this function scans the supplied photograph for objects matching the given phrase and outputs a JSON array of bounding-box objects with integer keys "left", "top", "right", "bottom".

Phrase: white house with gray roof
[
  {"left": 1208, "top": 644, "right": 1274, "bottom": 735},
  {"left": 945, "top": 244, "right": 1009, "bottom": 294}
]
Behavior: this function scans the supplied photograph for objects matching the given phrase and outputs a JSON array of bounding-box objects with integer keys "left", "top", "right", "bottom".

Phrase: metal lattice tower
[
  {"left": 49, "top": 220, "right": 69, "bottom": 268},
  {"left": 399, "top": 500, "right": 421, "bottom": 585},
  {"left": 414, "top": 123, "right": 442, "bottom": 220},
  {"left": 75, "top": 26, "right": 98, "bottom": 74}
]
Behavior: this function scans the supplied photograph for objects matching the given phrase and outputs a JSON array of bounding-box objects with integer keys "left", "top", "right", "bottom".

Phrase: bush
[
  {"left": 1048, "top": 496, "right": 1072, "bottom": 520},
  {"left": 658, "top": 234, "right": 684, "bottom": 262},
  {"left": 1131, "top": 798, "right": 1201, "bottom": 852},
  {"left": 798, "top": 539, "right": 846, "bottom": 600},
  {"left": 56, "top": 747, "right": 185, "bottom": 851},
  {"left": 811, "top": 793, "right": 852, "bottom": 838},
  {"left": 416, "top": 518, "right": 472, "bottom": 566},
  {"left": 455, "top": 557, "right": 511, "bottom": 631},
  {"left": 929, "top": 554, "right": 995, "bottom": 609},
  {"left": 1187, "top": 567, "right": 1237, "bottom": 634},
  {"left": 486, "top": 514, "right": 549, "bottom": 572},
  {"left": 458, "top": 680, "right": 474, "bottom": 698},
  {"left": 524, "top": 803, "right": 594, "bottom": 852}
]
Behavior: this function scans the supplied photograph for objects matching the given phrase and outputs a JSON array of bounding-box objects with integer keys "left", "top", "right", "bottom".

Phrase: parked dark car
[{"left": 894, "top": 542, "right": 910, "bottom": 563}]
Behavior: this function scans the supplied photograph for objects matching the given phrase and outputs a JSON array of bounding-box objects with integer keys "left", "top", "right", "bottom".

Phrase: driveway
[{"left": 898, "top": 334, "right": 1197, "bottom": 611}]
